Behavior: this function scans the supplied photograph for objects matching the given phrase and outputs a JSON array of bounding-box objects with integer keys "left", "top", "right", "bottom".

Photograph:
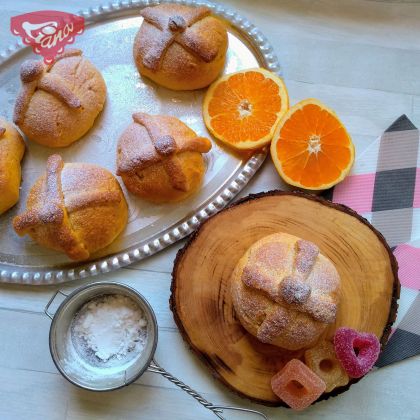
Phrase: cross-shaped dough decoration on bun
[
  {"left": 140, "top": 5, "right": 219, "bottom": 71},
  {"left": 13, "top": 49, "right": 83, "bottom": 125},
  {"left": 117, "top": 112, "right": 211, "bottom": 192},
  {"left": 13, "top": 154, "right": 124, "bottom": 261}
]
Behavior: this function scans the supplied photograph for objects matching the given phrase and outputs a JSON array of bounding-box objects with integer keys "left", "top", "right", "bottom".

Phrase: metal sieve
[{"left": 45, "top": 282, "right": 268, "bottom": 420}]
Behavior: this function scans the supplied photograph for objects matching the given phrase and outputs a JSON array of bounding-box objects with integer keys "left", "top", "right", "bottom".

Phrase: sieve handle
[
  {"left": 44, "top": 290, "right": 69, "bottom": 320},
  {"left": 147, "top": 359, "right": 268, "bottom": 420}
]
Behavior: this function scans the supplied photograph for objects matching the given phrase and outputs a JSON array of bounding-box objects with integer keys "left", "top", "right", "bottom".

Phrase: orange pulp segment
[
  {"left": 270, "top": 99, "right": 355, "bottom": 190},
  {"left": 203, "top": 68, "right": 289, "bottom": 150}
]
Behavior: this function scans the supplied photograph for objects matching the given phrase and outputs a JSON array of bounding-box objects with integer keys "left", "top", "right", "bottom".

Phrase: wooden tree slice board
[{"left": 170, "top": 191, "right": 400, "bottom": 406}]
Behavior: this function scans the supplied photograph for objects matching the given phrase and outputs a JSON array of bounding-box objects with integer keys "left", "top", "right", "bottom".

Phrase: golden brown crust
[
  {"left": 13, "top": 49, "right": 106, "bottom": 148},
  {"left": 14, "top": 155, "right": 90, "bottom": 260},
  {"left": 119, "top": 112, "right": 211, "bottom": 171},
  {"left": 134, "top": 4, "right": 228, "bottom": 90},
  {"left": 13, "top": 81, "right": 38, "bottom": 126},
  {"left": 231, "top": 233, "right": 341, "bottom": 350},
  {"left": 0, "top": 118, "right": 25, "bottom": 215},
  {"left": 54, "top": 48, "right": 84, "bottom": 62},
  {"left": 37, "top": 73, "right": 82, "bottom": 109},
  {"left": 13, "top": 50, "right": 83, "bottom": 125},
  {"left": 140, "top": 5, "right": 211, "bottom": 70},
  {"left": 13, "top": 155, "right": 128, "bottom": 261},
  {"left": 177, "top": 15, "right": 222, "bottom": 63},
  {"left": 141, "top": 5, "right": 210, "bottom": 30},
  {"left": 117, "top": 113, "right": 211, "bottom": 203},
  {"left": 65, "top": 190, "right": 122, "bottom": 213}
]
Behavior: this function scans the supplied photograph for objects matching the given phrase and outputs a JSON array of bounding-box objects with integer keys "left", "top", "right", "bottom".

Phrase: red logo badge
[{"left": 11, "top": 11, "right": 85, "bottom": 64}]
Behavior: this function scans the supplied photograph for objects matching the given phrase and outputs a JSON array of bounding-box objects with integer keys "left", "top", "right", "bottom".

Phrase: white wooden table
[{"left": 1, "top": 1, "right": 420, "bottom": 419}]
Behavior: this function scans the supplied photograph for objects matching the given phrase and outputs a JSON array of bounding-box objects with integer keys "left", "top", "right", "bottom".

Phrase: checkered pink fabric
[
  {"left": 394, "top": 245, "right": 420, "bottom": 290},
  {"left": 333, "top": 174, "right": 376, "bottom": 214},
  {"left": 324, "top": 115, "right": 420, "bottom": 367}
]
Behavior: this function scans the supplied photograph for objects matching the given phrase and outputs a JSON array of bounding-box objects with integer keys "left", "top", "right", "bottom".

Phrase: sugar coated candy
[
  {"left": 304, "top": 341, "right": 349, "bottom": 392},
  {"left": 333, "top": 327, "right": 380, "bottom": 378},
  {"left": 271, "top": 358, "right": 326, "bottom": 410}
]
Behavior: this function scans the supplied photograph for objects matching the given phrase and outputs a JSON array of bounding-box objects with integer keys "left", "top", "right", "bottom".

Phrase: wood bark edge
[{"left": 170, "top": 190, "right": 400, "bottom": 407}]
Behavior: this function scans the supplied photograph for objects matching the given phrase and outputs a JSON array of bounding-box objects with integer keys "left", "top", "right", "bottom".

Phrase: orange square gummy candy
[
  {"left": 305, "top": 341, "right": 349, "bottom": 392},
  {"left": 271, "top": 358, "right": 326, "bottom": 410}
]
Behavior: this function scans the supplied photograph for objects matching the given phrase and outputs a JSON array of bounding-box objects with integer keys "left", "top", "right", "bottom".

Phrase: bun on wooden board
[{"left": 231, "top": 232, "right": 341, "bottom": 350}]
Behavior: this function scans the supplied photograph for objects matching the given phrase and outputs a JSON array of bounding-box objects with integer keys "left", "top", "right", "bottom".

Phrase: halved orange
[
  {"left": 271, "top": 99, "right": 355, "bottom": 190},
  {"left": 203, "top": 68, "right": 289, "bottom": 150}
]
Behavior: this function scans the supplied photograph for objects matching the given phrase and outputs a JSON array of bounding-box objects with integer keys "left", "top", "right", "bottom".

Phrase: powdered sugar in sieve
[
  {"left": 47, "top": 281, "right": 267, "bottom": 419},
  {"left": 69, "top": 294, "right": 148, "bottom": 368}
]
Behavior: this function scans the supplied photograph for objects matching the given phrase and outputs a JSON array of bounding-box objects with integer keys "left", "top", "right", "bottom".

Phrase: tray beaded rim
[{"left": 0, "top": 0, "right": 281, "bottom": 285}]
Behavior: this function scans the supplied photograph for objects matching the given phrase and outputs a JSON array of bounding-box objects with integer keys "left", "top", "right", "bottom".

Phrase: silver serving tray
[{"left": 0, "top": 0, "right": 280, "bottom": 285}]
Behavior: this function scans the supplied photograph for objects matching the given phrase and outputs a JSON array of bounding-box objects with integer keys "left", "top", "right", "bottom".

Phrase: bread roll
[
  {"left": 231, "top": 233, "right": 341, "bottom": 350},
  {"left": 13, "top": 49, "right": 106, "bottom": 148},
  {"left": 116, "top": 113, "right": 212, "bottom": 203},
  {"left": 134, "top": 4, "right": 228, "bottom": 90},
  {"left": 13, "top": 155, "right": 127, "bottom": 261},
  {"left": 0, "top": 118, "right": 25, "bottom": 214}
]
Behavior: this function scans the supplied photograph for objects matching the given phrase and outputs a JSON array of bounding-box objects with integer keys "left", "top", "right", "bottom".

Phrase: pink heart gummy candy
[{"left": 333, "top": 327, "right": 380, "bottom": 378}]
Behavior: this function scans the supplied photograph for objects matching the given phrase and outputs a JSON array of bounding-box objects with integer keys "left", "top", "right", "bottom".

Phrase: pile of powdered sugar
[{"left": 71, "top": 294, "right": 148, "bottom": 363}]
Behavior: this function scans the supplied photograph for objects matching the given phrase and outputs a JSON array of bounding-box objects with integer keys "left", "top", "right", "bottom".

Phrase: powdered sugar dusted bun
[
  {"left": 13, "top": 155, "right": 128, "bottom": 261},
  {"left": 231, "top": 232, "right": 341, "bottom": 350},
  {"left": 116, "top": 112, "right": 212, "bottom": 203},
  {"left": 13, "top": 49, "right": 106, "bottom": 148},
  {"left": 0, "top": 117, "right": 25, "bottom": 215},
  {"left": 133, "top": 4, "right": 228, "bottom": 90}
]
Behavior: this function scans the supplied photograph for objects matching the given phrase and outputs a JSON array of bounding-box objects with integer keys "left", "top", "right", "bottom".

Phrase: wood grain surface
[
  {"left": 171, "top": 191, "right": 399, "bottom": 405},
  {"left": 1, "top": 1, "right": 420, "bottom": 419}
]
